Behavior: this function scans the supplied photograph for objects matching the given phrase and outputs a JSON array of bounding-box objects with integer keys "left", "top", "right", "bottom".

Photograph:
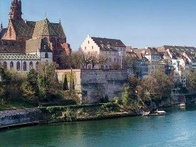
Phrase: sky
[{"left": 1, "top": 0, "right": 196, "bottom": 50}]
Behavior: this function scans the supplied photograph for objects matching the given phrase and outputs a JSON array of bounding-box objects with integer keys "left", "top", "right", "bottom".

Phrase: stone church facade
[{"left": 0, "top": 0, "right": 71, "bottom": 72}]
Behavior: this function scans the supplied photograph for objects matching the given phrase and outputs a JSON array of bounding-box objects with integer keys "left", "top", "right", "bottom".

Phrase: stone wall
[
  {"left": 56, "top": 69, "right": 128, "bottom": 104},
  {"left": 0, "top": 108, "right": 43, "bottom": 128}
]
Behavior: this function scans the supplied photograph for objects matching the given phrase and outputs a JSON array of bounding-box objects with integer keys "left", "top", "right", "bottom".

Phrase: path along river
[{"left": 1, "top": 105, "right": 196, "bottom": 147}]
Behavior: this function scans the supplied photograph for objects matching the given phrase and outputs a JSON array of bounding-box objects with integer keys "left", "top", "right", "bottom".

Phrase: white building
[
  {"left": 80, "top": 35, "right": 126, "bottom": 69},
  {"left": 0, "top": 38, "right": 53, "bottom": 72}
]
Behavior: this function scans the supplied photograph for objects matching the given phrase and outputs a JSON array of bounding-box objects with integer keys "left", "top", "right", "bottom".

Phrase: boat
[
  {"left": 178, "top": 103, "right": 186, "bottom": 108},
  {"left": 142, "top": 110, "right": 166, "bottom": 116}
]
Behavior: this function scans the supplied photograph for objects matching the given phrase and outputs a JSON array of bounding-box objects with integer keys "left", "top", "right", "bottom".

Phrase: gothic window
[
  {"left": 10, "top": 61, "right": 14, "bottom": 69},
  {"left": 29, "top": 62, "right": 33, "bottom": 69},
  {"left": 17, "top": 61, "right": 20, "bottom": 71},
  {"left": 45, "top": 52, "right": 48, "bottom": 58},
  {"left": 36, "top": 62, "right": 39, "bottom": 70},
  {"left": 3, "top": 62, "right": 7, "bottom": 70},
  {"left": 23, "top": 62, "right": 27, "bottom": 71}
]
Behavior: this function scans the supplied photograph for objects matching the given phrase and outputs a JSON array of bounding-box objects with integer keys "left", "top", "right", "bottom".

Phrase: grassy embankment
[
  {"left": 39, "top": 102, "right": 141, "bottom": 123},
  {"left": 0, "top": 99, "right": 35, "bottom": 111}
]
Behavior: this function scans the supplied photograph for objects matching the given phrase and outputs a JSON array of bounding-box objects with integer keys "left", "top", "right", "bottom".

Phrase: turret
[{"left": 9, "top": 0, "right": 23, "bottom": 20}]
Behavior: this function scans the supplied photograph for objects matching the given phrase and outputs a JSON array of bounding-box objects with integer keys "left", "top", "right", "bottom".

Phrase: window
[
  {"left": 17, "top": 62, "right": 20, "bottom": 71},
  {"left": 85, "top": 46, "right": 87, "bottom": 50},
  {"left": 45, "top": 52, "right": 48, "bottom": 58},
  {"left": 87, "top": 65, "right": 91, "bottom": 69},
  {"left": 29, "top": 62, "right": 33, "bottom": 69},
  {"left": 23, "top": 62, "right": 27, "bottom": 71},
  {"left": 109, "top": 58, "right": 111, "bottom": 62},
  {"left": 88, "top": 41, "right": 90, "bottom": 44},
  {"left": 10, "top": 61, "right": 14, "bottom": 69},
  {"left": 36, "top": 62, "right": 39, "bottom": 70},
  {"left": 92, "top": 46, "right": 94, "bottom": 49},
  {"left": 3, "top": 62, "right": 7, "bottom": 70},
  {"left": 9, "top": 27, "right": 12, "bottom": 37}
]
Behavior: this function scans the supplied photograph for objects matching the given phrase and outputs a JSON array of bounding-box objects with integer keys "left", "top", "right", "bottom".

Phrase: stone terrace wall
[
  {"left": 56, "top": 69, "right": 128, "bottom": 104},
  {"left": 0, "top": 108, "right": 43, "bottom": 128},
  {"left": 81, "top": 70, "right": 128, "bottom": 103}
]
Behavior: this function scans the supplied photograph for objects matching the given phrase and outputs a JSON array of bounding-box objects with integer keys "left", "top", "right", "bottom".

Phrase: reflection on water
[{"left": 1, "top": 105, "right": 196, "bottom": 147}]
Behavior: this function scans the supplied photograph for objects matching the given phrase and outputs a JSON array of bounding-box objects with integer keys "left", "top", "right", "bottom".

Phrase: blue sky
[{"left": 1, "top": 0, "right": 196, "bottom": 50}]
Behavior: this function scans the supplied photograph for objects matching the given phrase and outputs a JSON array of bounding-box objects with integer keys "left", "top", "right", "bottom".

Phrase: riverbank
[
  {"left": 0, "top": 108, "right": 43, "bottom": 129},
  {"left": 40, "top": 103, "right": 142, "bottom": 123},
  {"left": 0, "top": 103, "right": 143, "bottom": 129}
]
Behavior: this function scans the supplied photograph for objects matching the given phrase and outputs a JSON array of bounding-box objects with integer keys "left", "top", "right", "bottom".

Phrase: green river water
[{"left": 1, "top": 106, "right": 196, "bottom": 147}]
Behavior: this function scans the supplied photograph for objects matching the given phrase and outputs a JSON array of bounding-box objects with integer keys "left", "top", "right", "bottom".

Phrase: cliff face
[{"left": 0, "top": 108, "right": 43, "bottom": 128}]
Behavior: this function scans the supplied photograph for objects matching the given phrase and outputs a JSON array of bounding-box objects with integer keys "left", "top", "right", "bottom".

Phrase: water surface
[{"left": 1, "top": 106, "right": 196, "bottom": 147}]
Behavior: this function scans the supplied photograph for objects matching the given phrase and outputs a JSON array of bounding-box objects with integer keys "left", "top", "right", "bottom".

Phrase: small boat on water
[
  {"left": 142, "top": 110, "right": 166, "bottom": 116},
  {"left": 178, "top": 103, "right": 186, "bottom": 108}
]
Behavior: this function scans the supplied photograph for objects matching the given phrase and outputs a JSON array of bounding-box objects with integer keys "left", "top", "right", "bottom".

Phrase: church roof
[
  {"left": 91, "top": 37, "right": 126, "bottom": 51},
  {"left": 0, "top": 40, "right": 25, "bottom": 53},
  {"left": 26, "top": 37, "right": 52, "bottom": 53},
  {"left": 0, "top": 28, "right": 7, "bottom": 39},
  {"left": 33, "top": 18, "right": 66, "bottom": 38},
  {"left": 10, "top": 19, "right": 35, "bottom": 37}
]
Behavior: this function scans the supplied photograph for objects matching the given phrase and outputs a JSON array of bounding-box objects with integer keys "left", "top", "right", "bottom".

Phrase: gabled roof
[
  {"left": 33, "top": 18, "right": 66, "bottom": 38},
  {"left": 26, "top": 38, "right": 52, "bottom": 53},
  {"left": 91, "top": 37, "right": 126, "bottom": 51},
  {"left": 10, "top": 19, "right": 35, "bottom": 37}
]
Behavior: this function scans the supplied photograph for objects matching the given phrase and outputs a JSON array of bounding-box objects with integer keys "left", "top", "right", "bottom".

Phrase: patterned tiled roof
[
  {"left": 0, "top": 53, "right": 40, "bottom": 60},
  {"left": 0, "top": 40, "right": 25, "bottom": 53},
  {"left": 33, "top": 19, "right": 65, "bottom": 38},
  {"left": 91, "top": 37, "right": 126, "bottom": 51},
  {"left": 26, "top": 38, "right": 52, "bottom": 53},
  {"left": 0, "top": 28, "right": 7, "bottom": 39},
  {"left": 11, "top": 19, "right": 35, "bottom": 37}
]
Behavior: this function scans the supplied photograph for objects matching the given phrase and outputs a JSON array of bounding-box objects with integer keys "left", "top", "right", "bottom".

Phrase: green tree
[
  {"left": 122, "top": 85, "right": 131, "bottom": 106},
  {"left": 187, "top": 70, "right": 196, "bottom": 93},
  {"left": 21, "top": 69, "right": 39, "bottom": 103}
]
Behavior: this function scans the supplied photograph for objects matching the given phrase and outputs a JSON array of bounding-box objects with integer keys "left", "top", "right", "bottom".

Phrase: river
[{"left": 1, "top": 105, "right": 196, "bottom": 147}]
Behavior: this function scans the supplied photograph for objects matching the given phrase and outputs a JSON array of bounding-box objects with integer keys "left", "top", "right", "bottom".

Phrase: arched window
[
  {"left": 45, "top": 52, "right": 48, "bottom": 58},
  {"left": 3, "top": 62, "right": 7, "bottom": 70},
  {"left": 29, "top": 62, "right": 33, "bottom": 69},
  {"left": 23, "top": 62, "right": 27, "bottom": 71},
  {"left": 36, "top": 62, "right": 39, "bottom": 70},
  {"left": 10, "top": 61, "right": 14, "bottom": 69},
  {"left": 17, "top": 61, "right": 20, "bottom": 71}
]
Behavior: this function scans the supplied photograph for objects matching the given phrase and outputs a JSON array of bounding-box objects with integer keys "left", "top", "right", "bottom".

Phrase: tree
[
  {"left": 36, "top": 62, "right": 61, "bottom": 101},
  {"left": 141, "top": 69, "right": 174, "bottom": 102},
  {"left": 187, "top": 70, "right": 196, "bottom": 93},
  {"left": 72, "top": 51, "right": 108, "bottom": 69},
  {"left": 21, "top": 69, "right": 39, "bottom": 103},
  {"left": 122, "top": 85, "right": 131, "bottom": 106}
]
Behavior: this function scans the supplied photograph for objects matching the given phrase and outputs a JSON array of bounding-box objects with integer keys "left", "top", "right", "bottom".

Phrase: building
[
  {"left": 80, "top": 35, "right": 126, "bottom": 69},
  {"left": 0, "top": 0, "right": 71, "bottom": 72}
]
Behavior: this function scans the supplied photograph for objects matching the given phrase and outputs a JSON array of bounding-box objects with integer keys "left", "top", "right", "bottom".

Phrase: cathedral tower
[{"left": 9, "top": 0, "right": 23, "bottom": 20}]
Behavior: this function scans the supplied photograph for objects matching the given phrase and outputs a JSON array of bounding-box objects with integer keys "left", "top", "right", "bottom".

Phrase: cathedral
[{"left": 0, "top": 0, "right": 71, "bottom": 72}]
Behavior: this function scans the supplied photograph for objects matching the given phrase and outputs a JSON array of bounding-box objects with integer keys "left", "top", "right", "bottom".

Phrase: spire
[
  {"left": 0, "top": 23, "right": 3, "bottom": 30},
  {"left": 9, "top": 0, "right": 23, "bottom": 20}
]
